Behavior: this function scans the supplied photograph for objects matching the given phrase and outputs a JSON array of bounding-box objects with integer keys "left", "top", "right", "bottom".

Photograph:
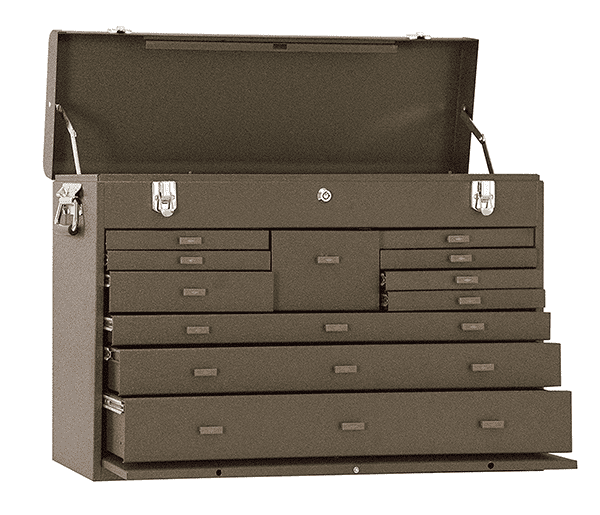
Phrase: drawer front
[
  {"left": 107, "top": 251, "right": 271, "bottom": 271},
  {"left": 381, "top": 228, "right": 535, "bottom": 249},
  {"left": 384, "top": 269, "right": 543, "bottom": 291},
  {"left": 105, "top": 390, "right": 571, "bottom": 462},
  {"left": 109, "top": 312, "right": 550, "bottom": 345},
  {"left": 380, "top": 248, "right": 538, "bottom": 270},
  {"left": 387, "top": 289, "right": 545, "bottom": 311},
  {"left": 107, "top": 342, "right": 561, "bottom": 396},
  {"left": 272, "top": 231, "right": 380, "bottom": 311},
  {"left": 103, "top": 176, "right": 540, "bottom": 229},
  {"left": 109, "top": 272, "right": 274, "bottom": 313},
  {"left": 106, "top": 230, "right": 270, "bottom": 250}
]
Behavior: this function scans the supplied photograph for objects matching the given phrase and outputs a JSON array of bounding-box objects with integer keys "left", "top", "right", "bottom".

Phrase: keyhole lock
[{"left": 317, "top": 188, "right": 332, "bottom": 202}]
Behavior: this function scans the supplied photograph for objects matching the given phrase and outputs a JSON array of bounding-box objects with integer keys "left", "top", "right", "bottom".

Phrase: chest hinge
[
  {"left": 471, "top": 180, "right": 496, "bottom": 216},
  {"left": 103, "top": 394, "right": 124, "bottom": 415},
  {"left": 152, "top": 181, "right": 177, "bottom": 217}
]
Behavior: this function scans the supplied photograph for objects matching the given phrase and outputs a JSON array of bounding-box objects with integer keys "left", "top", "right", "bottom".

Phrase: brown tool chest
[{"left": 47, "top": 30, "right": 575, "bottom": 480}]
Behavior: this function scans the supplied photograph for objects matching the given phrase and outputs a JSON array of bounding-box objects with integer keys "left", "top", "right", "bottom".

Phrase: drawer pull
[
  {"left": 334, "top": 365, "right": 357, "bottom": 374},
  {"left": 450, "top": 254, "right": 473, "bottom": 263},
  {"left": 317, "top": 256, "right": 340, "bottom": 264},
  {"left": 480, "top": 420, "right": 505, "bottom": 429},
  {"left": 187, "top": 326, "right": 210, "bottom": 335},
  {"left": 183, "top": 288, "right": 206, "bottom": 297},
  {"left": 194, "top": 368, "right": 218, "bottom": 377},
  {"left": 456, "top": 275, "right": 479, "bottom": 284},
  {"left": 325, "top": 324, "right": 349, "bottom": 332},
  {"left": 180, "top": 256, "right": 204, "bottom": 265},
  {"left": 199, "top": 426, "right": 223, "bottom": 435},
  {"left": 447, "top": 235, "right": 470, "bottom": 243},
  {"left": 341, "top": 422, "right": 365, "bottom": 431},
  {"left": 471, "top": 363, "right": 495, "bottom": 372},
  {"left": 462, "top": 323, "right": 485, "bottom": 331},
  {"left": 458, "top": 296, "right": 481, "bottom": 305},
  {"left": 179, "top": 237, "right": 203, "bottom": 245}
]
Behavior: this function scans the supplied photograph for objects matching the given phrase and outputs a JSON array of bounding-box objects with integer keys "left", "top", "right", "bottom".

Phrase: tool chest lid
[{"left": 44, "top": 31, "right": 478, "bottom": 178}]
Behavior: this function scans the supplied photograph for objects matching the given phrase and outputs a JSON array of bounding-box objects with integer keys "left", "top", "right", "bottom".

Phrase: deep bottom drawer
[{"left": 105, "top": 390, "right": 571, "bottom": 463}]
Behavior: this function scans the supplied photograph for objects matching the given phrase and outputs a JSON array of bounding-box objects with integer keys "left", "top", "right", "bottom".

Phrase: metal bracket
[
  {"left": 471, "top": 180, "right": 495, "bottom": 216},
  {"left": 152, "top": 181, "right": 177, "bottom": 217},
  {"left": 407, "top": 32, "right": 431, "bottom": 40},
  {"left": 460, "top": 106, "right": 494, "bottom": 175},
  {"left": 54, "top": 183, "right": 83, "bottom": 235},
  {"left": 103, "top": 394, "right": 124, "bottom": 415},
  {"left": 55, "top": 104, "right": 82, "bottom": 175}
]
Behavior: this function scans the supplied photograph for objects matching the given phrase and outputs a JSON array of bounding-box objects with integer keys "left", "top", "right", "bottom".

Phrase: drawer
[
  {"left": 108, "top": 312, "right": 550, "bottom": 345},
  {"left": 108, "top": 272, "right": 273, "bottom": 313},
  {"left": 381, "top": 228, "right": 535, "bottom": 249},
  {"left": 272, "top": 231, "right": 380, "bottom": 311},
  {"left": 384, "top": 269, "right": 543, "bottom": 291},
  {"left": 106, "top": 251, "right": 271, "bottom": 271},
  {"left": 387, "top": 289, "right": 545, "bottom": 311},
  {"left": 106, "top": 342, "right": 561, "bottom": 396},
  {"left": 104, "top": 390, "right": 571, "bottom": 462},
  {"left": 380, "top": 248, "right": 538, "bottom": 270},
  {"left": 106, "top": 230, "right": 269, "bottom": 250}
]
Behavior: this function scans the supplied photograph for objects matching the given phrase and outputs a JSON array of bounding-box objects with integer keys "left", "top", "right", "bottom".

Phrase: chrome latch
[
  {"left": 54, "top": 183, "right": 83, "bottom": 235},
  {"left": 471, "top": 180, "right": 495, "bottom": 216},
  {"left": 103, "top": 394, "right": 124, "bottom": 415},
  {"left": 152, "top": 181, "right": 177, "bottom": 217}
]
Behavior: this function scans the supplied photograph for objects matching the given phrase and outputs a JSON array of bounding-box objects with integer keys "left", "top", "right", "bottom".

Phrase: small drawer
[
  {"left": 384, "top": 269, "right": 543, "bottom": 291},
  {"left": 108, "top": 311, "right": 550, "bottom": 345},
  {"left": 380, "top": 248, "right": 538, "bottom": 270},
  {"left": 106, "top": 251, "right": 271, "bottom": 271},
  {"left": 106, "top": 230, "right": 269, "bottom": 250},
  {"left": 381, "top": 228, "right": 535, "bottom": 249},
  {"left": 108, "top": 272, "right": 273, "bottom": 313},
  {"left": 106, "top": 342, "right": 561, "bottom": 396},
  {"left": 387, "top": 289, "right": 545, "bottom": 311},
  {"left": 105, "top": 390, "right": 571, "bottom": 462}
]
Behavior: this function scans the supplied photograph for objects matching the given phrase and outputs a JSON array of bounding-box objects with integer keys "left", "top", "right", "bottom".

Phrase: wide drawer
[
  {"left": 104, "top": 390, "right": 571, "bottom": 462},
  {"left": 106, "top": 342, "right": 561, "bottom": 396},
  {"left": 380, "top": 248, "right": 538, "bottom": 270},
  {"left": 106, "top": 230, "right": 270, "bottom": 250},
  {"left": 384, "top": 269, "right": 543, "bottom": 291},
  {"left": 107, "top": 312, "right": 550, "bottom": 345},
  {"left": 381, "top": 228, "right": 535, "bottom": 249},
  {"left": 387, "top": 289, "right": 545, "bottom": 311},
  {"left": 108, "top": 272, "right": 274, "bottom": 313},
  {"left": 106, "top": 251, "right": 271, "bottom": 271}
]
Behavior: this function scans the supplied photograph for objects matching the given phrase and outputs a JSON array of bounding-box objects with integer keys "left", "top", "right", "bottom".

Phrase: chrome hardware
[
  {"left": 407, "top": 32, "right": 431, "bottom": 40},
  {"left": 471, "top": 180, "right": 495, "bottom": 216},
  {"left": 54, "top": 183, "right": 83, "bottom": 235},
  {"left": 317, "top": 187, "right": 332, "bottom": 202},
  {"left": 108, "top": 26, "right": 132, "bottom": 34},
  {"left": 55, "top": 104, "right": 82, "bottom": 175},
  {"left": 103, "top": 317, "right": 114, "bottom": 332},
  {"left": 103, "top": 394, "right": 124, "bottom": 415},
  {"left": 103, "top": 347, "right": 113, "bottom": 361},
  {"left": 152, "top": 181, "right": 177, "bottom": 217}
]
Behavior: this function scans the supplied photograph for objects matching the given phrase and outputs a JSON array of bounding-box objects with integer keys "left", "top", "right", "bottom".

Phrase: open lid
[{"left": 44, "top": 31, "right": 478, "bottom": 178}]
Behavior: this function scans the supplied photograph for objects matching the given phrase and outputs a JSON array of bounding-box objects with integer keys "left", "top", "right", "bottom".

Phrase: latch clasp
[
  {"left": 54, "top": 183, "right": 83, "bottom": 235},
  {"left": 152, "top": 181, "right": 177, "bottom": 217},
  {"left": 471, "top": 180, "right": 495, "bottom": 216}
]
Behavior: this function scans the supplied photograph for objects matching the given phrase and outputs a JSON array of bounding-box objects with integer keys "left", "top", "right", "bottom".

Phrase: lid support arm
[
  {"left": 460, "top": 106, "right": 494, "bottom": 174},
  {"left": 56, "top": 104, "right": 82, "bottom": 175}
]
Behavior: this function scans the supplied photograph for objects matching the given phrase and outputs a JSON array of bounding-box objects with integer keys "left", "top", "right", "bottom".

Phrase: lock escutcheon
[{"left": 317, "top": 188, "right": 332, "bottom": 202}]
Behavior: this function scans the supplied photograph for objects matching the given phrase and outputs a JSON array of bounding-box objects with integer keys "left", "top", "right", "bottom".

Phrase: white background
[{"left": 2, "top": 1, "right": 597, "bottom": 513}]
